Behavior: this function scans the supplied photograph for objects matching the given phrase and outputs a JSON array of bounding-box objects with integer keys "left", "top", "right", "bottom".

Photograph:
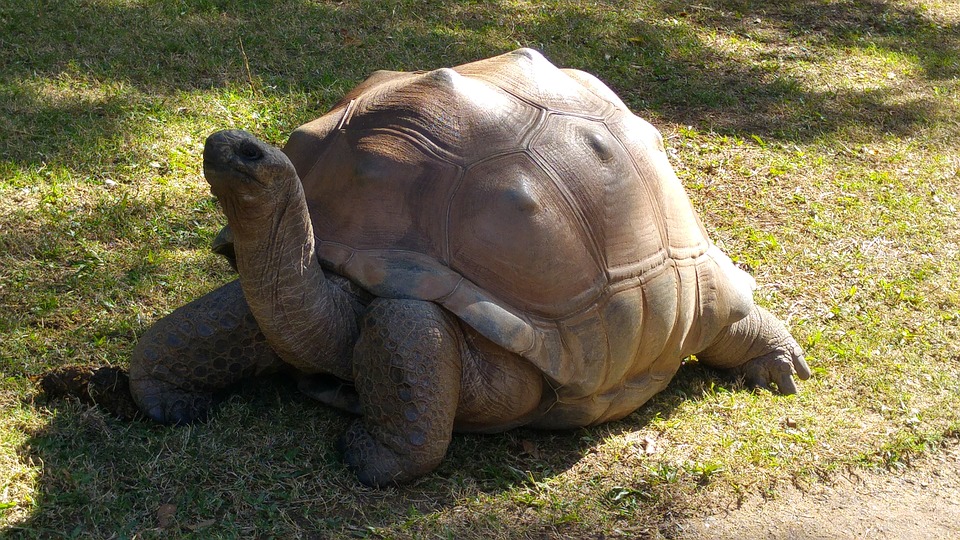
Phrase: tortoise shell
[{"left": 282, "top": 49, "right": 755, "bottom": 422}]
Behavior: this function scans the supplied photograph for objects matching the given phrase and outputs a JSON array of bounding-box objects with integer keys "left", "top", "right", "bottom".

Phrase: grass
[{"left": 2, "top": 0, "right": 959, "bottom": 537}]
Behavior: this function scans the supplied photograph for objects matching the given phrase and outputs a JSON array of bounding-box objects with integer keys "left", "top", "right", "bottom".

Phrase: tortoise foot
[
  {"left": 737, "top": 340, "right": 810, "bottom": 395},
  {"left": 128, "top": 280, "right": 286, "bottom": 425},
  {"left": 130, "top": 375, "right": 215, "bottom": 425},
  {"left": 339, "top": 420, "right": 411, "bottom": 487},
  {"left": 699, "top": 306, "right": 810, "bottom": 395}
]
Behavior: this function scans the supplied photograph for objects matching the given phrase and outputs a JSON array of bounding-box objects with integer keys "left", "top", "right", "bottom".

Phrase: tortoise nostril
[{"left": 238, "top": 142, "right": 263, "bottom": 161}]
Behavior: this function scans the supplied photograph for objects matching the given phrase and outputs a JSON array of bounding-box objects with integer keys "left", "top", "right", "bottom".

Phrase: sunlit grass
[{"left": 2, "top": 0, "right": 959, "bottom": 537}]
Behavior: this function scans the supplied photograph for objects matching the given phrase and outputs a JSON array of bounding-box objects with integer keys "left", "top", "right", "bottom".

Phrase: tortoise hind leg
[
  {"left": 129, "top": 279, "right": 283, "bottom": 425},
  {"left": 453, "top": 330, "right": 544, "bottom": 433},
  {"left": 697, "top": 305, "right": 811, "bottom": 394}
]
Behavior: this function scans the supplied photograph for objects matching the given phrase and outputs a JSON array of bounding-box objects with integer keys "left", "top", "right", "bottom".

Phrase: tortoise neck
[
  {"left": 232, "top": 182, "right": 316, "bottom": 282},
  {"left": 230, "top": 178, "right": 357, "bottom": 380}
]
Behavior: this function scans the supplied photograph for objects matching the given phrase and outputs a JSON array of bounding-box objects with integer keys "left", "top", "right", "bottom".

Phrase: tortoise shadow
[{"left": 9, "top": 363, "right": 729, "bottom": 537}]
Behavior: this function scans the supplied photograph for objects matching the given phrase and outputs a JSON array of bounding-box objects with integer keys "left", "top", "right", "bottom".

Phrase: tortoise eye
[{"left": 238, "top": 142, "right": 263, "bottom": 161}]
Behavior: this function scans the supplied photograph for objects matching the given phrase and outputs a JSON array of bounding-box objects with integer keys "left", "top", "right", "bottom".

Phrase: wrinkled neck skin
[{"left": 224, "top": 178, "right": 357, "bottom": 381}]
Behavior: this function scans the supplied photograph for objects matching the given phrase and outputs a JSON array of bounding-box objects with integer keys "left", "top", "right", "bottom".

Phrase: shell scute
[
  {"left": 450, "top": 152, "right": 604, "bottom": 318},
  {"left": 455, "top": 48, "right": 614, "bottom": 118},
  {"left": 529, "top": 112, "right": 666, "bottom": 274},
  {"left": 345, "top": 65, "right": 542, "bottom": 165},
  {"left": 304, "top": 132, "right": 459, "bottom": 264}
]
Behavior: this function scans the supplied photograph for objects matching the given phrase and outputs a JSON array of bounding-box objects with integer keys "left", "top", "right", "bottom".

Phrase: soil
[{"left": 680, "top": 441, "right": 960, "bottom": 539}]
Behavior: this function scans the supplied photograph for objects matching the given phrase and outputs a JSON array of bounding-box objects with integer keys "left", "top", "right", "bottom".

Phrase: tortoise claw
[
  {"left": 128, "top": 375, "right": 213, "bottom": 425},
  {"left": 338, "top": 420, "right": 408, "bottom": 487},
  {"left": 737, "top": 343, "right": 809, "bottom": 395}
]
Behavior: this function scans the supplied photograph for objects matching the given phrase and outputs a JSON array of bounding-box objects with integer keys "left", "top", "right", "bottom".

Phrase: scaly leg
[
  {"left": 339, "top": 298, "right": 546, "bottom": 486},
  {"left": 697, "top": 305, "right": 811, "bottom": 394},
  {"left": 129, "top": 279, "right": 283, "bottom": 424},
  {"left": 339, "top": 299, "right": 462, "bottom": 486}
]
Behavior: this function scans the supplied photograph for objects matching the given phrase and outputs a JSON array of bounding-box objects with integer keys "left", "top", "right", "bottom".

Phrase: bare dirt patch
[{"left": 681, "top": 441, "right": 960, "bottom": 539}]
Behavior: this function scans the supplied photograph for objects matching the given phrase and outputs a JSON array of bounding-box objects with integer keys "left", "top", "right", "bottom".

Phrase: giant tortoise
[{"left": 128, "top": 49, "right": 810, "bottom": 486}]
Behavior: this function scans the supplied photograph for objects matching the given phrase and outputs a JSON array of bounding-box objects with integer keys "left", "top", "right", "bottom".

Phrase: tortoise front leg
[
  {"left": 339, "top": 299, "right": 463, "bottom": 486},
  {"left": 129, "top": 279, "right": 283, "bottom": 424},
  {"left": 697, "top": 305, "right": 811, "bottom": 394},
  {"left": 339, "top": 298, "right": 544, "bottom": 486}
]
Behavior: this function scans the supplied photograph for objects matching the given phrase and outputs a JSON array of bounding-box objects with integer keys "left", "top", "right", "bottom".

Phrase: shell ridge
[
  {"left": 441, "top": 167, "right": 466, "bottom": 265},
  {"left": 360, "top": 126, "right": 461, "bottom": 166},
  {"left": 528, "top": 138, "right": 609, "bottom": 276},
  {"left": 605, "top": 117, "right": 671, "bottom": 253},
  {"left": 606, "top": 249, "right": 669, "bottom": 285}
]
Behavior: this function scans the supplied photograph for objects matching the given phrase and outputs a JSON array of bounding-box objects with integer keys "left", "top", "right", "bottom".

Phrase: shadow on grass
[
  {"left": 7, "top": 364, "right": 732, "bottom": 537},
  {"left": 663, "top": 0, "right": 959, "bottom": 80},
  {"left": 530, "top": 0, "right": 949, "bottom": 139},
  {"left": 2, "top": 0, "right": 955, "bottom": 173},
  {"left": 3, "top": 0, "right": 950, "bottom": 536},
  {"left": 0, "top": 186, "right": 227, "bottom": 378}
]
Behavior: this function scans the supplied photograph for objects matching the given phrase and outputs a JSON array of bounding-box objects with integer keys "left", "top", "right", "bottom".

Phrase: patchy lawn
[{"left": 2, "top": 0, "right": 959, "bottom": 537}]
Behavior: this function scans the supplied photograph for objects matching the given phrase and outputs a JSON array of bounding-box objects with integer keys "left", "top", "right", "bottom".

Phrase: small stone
[{"left": 641, "top": 436, "right": 657, "bottom": 454}]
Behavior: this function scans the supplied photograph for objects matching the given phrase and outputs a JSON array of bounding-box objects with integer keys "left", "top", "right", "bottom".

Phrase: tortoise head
[{"left": 203, "top": 129, "right": 299, "bottom": 222}]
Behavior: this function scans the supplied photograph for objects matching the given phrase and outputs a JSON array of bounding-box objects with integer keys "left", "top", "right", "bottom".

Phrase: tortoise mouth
[
  {"left": 203, "top": 130, "right": 271, "bottom": 189},
  {"left": 204, "top": 165, "right": 265, "bottom": 189}
]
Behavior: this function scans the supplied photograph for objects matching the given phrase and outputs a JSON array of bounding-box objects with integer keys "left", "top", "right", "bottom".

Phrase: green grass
[{"left": 2, "top": 0, "right": 960, "bottom": 537}]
